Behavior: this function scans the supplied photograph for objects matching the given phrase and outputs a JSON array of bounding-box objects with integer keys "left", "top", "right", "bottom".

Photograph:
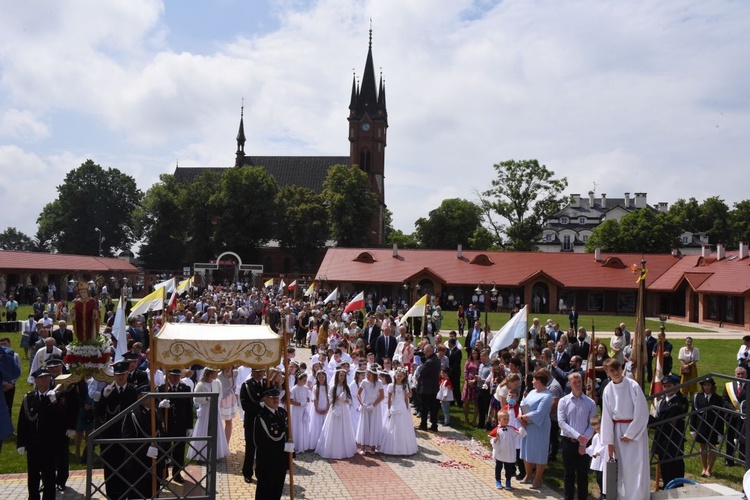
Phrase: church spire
[
  {"left": 356, "top": 25, "right": 378, "bottom": 118},
  {"left": 349, "top": 71, "right": 357, "bottom": 115},
  {"left": 235, "top": 100, "right": 246, "bottom": 167},
  {"left": 377, "top": 72, "right": 387, "bottom": 118}
]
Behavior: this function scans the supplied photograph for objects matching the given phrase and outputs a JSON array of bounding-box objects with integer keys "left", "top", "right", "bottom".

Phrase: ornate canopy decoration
[{"left": 152, "top": 323, "right": 283, "bottom": 369}]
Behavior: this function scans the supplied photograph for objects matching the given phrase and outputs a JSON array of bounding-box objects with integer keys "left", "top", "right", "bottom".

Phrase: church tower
[
  {"left": 348, "top": 28, "right": 388, "bottom": 246},
  {"left": 235, "top": 102, "right": 246, "bottom": 168}
]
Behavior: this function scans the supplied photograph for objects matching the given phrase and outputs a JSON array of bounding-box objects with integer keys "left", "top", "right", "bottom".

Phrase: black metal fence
[
  {"left": 86, "top": 392, "right": 219, "bottom": 500},
  {"left": 646, "top": 372, "right": 750, "bottom": 476}
]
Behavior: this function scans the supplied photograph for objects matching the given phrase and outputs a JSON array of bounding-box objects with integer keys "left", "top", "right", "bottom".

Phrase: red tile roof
[
  {"left": 0, "top": 250, "right": 139, "bottom": 273},
  {"left": 650, "top": 252, "right": 750, "bottom": 295},
  {"left": 315, "top": 248, "right": 680, "bottom": 290}
]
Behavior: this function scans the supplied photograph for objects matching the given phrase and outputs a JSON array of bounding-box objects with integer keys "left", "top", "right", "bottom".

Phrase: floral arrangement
[{"left": 64, "top": 336, "right": 112, "bottom": 379}]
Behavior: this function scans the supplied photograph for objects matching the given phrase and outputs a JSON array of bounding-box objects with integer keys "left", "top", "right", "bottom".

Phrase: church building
[{"left": 173, "top": 31, "right": 388, "bottom": 247}]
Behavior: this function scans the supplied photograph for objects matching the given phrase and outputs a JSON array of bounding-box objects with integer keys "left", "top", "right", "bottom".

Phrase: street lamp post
[
  {"left": 94, "top": 227, "right": 104, "bottom": 257},
  {"left": 475, "top": 281, "right": 497, "bottom": 345}
]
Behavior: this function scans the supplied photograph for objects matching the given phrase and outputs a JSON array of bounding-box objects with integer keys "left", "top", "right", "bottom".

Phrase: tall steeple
[
  {"left": 348, "top": 25, "right": 388, "bottom": 246},
  {"left": 235, "top": 101, "right": 246, "bottom": 168},
  {"left": 355, "top": 26, "right": 378, "bottom": 119}
]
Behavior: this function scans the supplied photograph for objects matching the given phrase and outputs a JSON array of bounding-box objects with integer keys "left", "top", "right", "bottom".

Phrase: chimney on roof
[
  {"left": 740, "top": 241, "right": 749, "bottom": 260},
  {"left": 701, "top": 245, "right": 710, "bottom": 258},
  {"left": 588, "top": 191, "right": 595, "bottom": 207},
  {"left": 634, "top": 192, "right": 647, "bottom": 208},
  {"left": 657, "top": 202, "right": 668, "bottom": 213},
  {"left": 570, "top": 194, "right": 580, "bottom": 208},
  {"left": 716, "top": 242, "right": 726, "bottom": 260},
  {"left": 594, "top": 247, "right": 601, "bottom": 261},
  {"left": 392, "top": 243, "right": 398, "bottom": 258},
  {"left": 671, "top": 248, "right": 681, "bottom": 257},
  {"left": 457, "top": 244, "right": 462, "bottom": 259},
  {"left": 601, "top": 193, "right": 607, "bottom": 207},
  {"left": 624, "top": 192, "right": 630, "bottom": 207}
]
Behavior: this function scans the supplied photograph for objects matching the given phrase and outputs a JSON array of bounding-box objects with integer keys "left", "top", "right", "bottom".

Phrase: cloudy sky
[{"left": 1, "top": 0, "right": 748, "bottom": 246}]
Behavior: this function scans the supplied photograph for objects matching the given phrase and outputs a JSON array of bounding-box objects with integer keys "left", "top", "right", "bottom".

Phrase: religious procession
[{"left": 4, "top": 274, "right": 750, "bottom": 500}]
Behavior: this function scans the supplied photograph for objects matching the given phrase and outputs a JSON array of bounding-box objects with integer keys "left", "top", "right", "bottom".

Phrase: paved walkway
[{"left": 0, "top": 415, "right": 560, "bottom": 500}]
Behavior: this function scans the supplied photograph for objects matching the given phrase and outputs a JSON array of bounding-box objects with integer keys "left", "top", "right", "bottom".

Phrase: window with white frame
[
  {"left": 560, "top": 216, "right": 569, "bottom": 224},
  {"left": 563, "top": 234, "right": 572, "bottom": 250}
]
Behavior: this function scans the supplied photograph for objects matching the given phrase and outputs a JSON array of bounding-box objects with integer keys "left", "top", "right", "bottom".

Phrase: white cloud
[
  {"left": 0, "top": 109, "right": 49, "bottom": 140},
  {"left": 0, "top": 0, "right": 748, "bottom": 241}
]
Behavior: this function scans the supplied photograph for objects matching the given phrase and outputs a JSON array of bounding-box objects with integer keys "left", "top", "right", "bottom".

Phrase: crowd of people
[{"left": 5, "top": 279, "right": 750, "bottom": 500}]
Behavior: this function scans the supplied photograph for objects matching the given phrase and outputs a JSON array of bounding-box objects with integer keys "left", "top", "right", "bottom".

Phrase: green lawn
[{"left": 439, "top": 311, "right": 714, "bottom": 334}]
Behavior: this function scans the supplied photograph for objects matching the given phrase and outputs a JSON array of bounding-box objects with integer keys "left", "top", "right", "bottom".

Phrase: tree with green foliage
[
  {"left": 134, "top": 174, "right": 187, "bottom": 269},
  {"left": 36, "top": 160, "right": 142, "bottom": 255},
  {"left": 385, "top": 209, "right": 418, "bottom": 248},
  {"left": 730, "top": 200, "right": 750, "bottom": 245},
  {"left": 698, "top": 196, "right": 731, "bottom": 246},
  {"left": 584, "top": 219, "right": 621, "bottom": 253},
  {"left": 181, "top": 170, "right": 222, "bottom": 264},
  {"left": 0, "top": 227, "right": 33, "bottom": 251},
  {"left": 322, "top": 164, "right": 378, "bottom": 247},
  {"left": 212, "top": 166, "right": 278, "bottom": 258},
  {"left": 479, "top": 159, "right": 568, "bottom": 251},
  {"left": 415, "top": 198, "right": 485, "bottom": 249},
  {"left": 668, "top": 197, "right": 702, "bottom": 233},
  {"left": 275, "top": 185, "right": 329, "bottom": 273},
  {"left": 586, "top": 209, "right": 680, "bottom": 253}
]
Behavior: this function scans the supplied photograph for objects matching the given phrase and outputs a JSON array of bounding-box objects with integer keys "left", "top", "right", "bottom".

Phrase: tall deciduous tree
[
  {"left": 275, "top": 185, "right": 329, "bottom": 272},
  {"left": 212, "top": 166, "right": 278, "bottom": 258},
  {"left": 135, "top": 174, "right": 187, "bottom": 269},
  {"left": 480, "top": 159, "right": 567, "bottom": 251},
  {"left": 730, "top": 200, "right": 750, "bottom": 245},
  {"left": 181, "top": 170, "right": 222, "bottom": 264},
  {"left": 0, "top": 227, "right": 33, "bottom": 251},
  {"left": 586, "top": 209, "right": 680, "bottom": 253},
  {"left": 322, "top": 164, "right": 378, "bottom": 247},
  {"left": 415, "top": 198, "right": 484, "bottom": 249},
  {"left": 36, "top": 160, "right": 142, "bottom": 255}
]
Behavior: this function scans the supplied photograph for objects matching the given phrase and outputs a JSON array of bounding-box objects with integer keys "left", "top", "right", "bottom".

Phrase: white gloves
[
  {"left": 366, "top": 404, "right": 374, "bottom": 412},
  {"left": 102, "top": 384, "right": 115, "bottom": 398},
  {"left": 186, "top": 429, "right": 193, "bottom": 437},
  {"left": 284, "top": 442, "right": 295, "bottom": 453},
  {"left": 147, "top": 446, "right": 159, "bottom": 459},
  {"left": 66, "top": 429, "right": 76, "bottom": 437},
  {"left": 46, "top": 390, "right": 56, "bottom": 404},
  {"left": 158, "top": 399, "right": 171, "bottom": 409},
  {"left": 17, "top": 447, "right": 25, "bottom": 454}
]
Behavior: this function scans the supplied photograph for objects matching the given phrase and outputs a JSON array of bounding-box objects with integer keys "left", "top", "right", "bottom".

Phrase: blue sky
[{"left": 0, "top": 0, "right": 749, "bottom": 247}]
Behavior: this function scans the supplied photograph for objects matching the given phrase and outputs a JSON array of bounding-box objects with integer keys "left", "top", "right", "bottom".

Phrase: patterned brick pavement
[{"left": 0, "top": 415, "right": 561, "bottom": 500}]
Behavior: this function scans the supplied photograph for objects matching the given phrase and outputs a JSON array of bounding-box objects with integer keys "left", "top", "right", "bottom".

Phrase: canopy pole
[
  {"left": 147, "top": 310, "right": 160, "bottom": 493},
  {"left": 281, "top": 314, "right": 295, "bottom": 499}
]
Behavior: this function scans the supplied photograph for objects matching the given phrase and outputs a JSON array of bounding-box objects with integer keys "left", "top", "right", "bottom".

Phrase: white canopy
[{"left": 152, "top": 323, "right": 283, "bottom": 369}]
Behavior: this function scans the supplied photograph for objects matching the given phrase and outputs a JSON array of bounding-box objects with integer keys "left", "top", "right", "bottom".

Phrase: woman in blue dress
[{"left": 518, "top": 368, "right": 554, "bottom": 489}]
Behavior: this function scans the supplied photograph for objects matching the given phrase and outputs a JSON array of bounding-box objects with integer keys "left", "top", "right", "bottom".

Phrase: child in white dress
[
  {"left": 436, "top": 366, "right": 455, "bottom": 426},
  {"left": 380, "top": 368, "right": 418, "bottom": 455},
  {"left": 356, "top": 367, "right": 385, "bottom": 454},
  {"left": 378, "top": 371, "right": 392, "bottom": 423},
  {"left": 188, "top": 368, "right": 229, "bottom": 462},
  {"left": 349, "top": 368, "right": 366, "bottom": 435},
  {"left": 290, "top": 373, "right": 311, "bottom": 453},
  {"left": 315, "top": 369, "right": 357, "bottom": 459},
  {"left": 308, "top": 370, "right": 329, "bottom": 451}
]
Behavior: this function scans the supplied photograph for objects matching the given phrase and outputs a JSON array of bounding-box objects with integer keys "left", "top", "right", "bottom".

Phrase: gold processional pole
[{"left": 281, "top": 313, "right": 295, "bottom": 499}]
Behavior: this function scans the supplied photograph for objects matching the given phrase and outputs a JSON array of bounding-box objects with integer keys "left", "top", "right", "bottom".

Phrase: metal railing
[
  {"left": 646, "top": 372, "right": 750, "bottom": 472},
  {"left": 87, "top": 392, "right": 219, "bottom": 499}
]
